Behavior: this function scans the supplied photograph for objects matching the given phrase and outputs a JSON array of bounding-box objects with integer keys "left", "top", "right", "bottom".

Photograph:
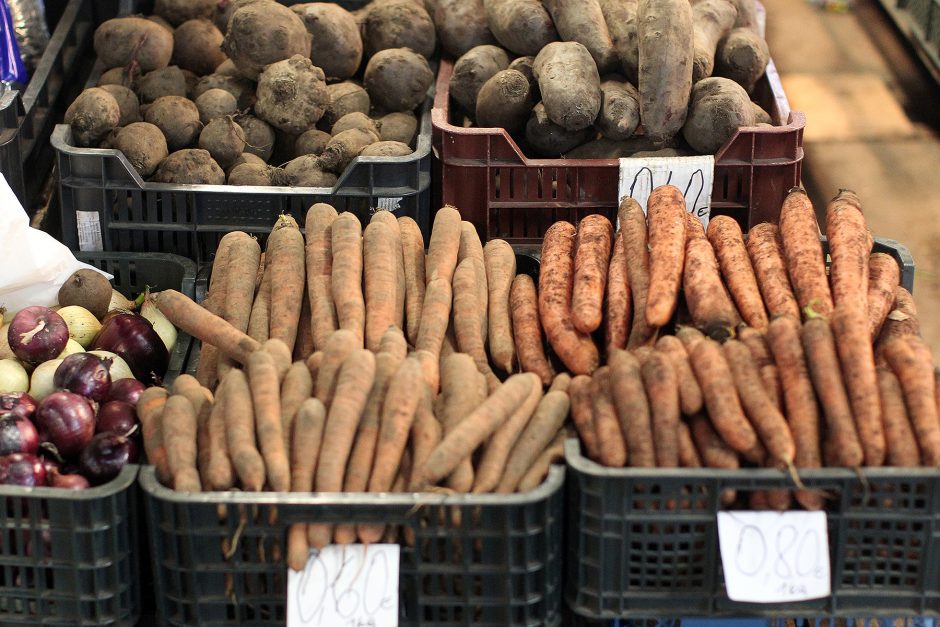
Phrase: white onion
[
  {"left": 57, "top": 339, "right": 84, "bottom": 359},
  {"left": 57, "top": 305, "right": 102, "bottom": 348},
  {"left": 0, "top": 324, "right": 13, "bottom": 360},
  {"left": 108, "top": 289, "right": 135, "bottom": 312},
  {"left": 140, "top": 294, "right": 177, "bottom": 352},
  {"left": 88, "top": 350, "right": 134, "bottom": 381},
  {"left": 0, "top": 359, "right": 29, "bottom": 393},
  {"left": 29, "top": 359, "right": 63, "bottom": 400}
]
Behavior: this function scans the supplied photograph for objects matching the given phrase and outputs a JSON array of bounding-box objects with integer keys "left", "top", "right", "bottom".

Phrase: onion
[
  {"left": 57, "top": 306, "right": 102, "bottom": 348},
  {"left": 108, "top": 289, "right": 135, "bottom": 313},
  {"left": 0, "top": 392, "right": 37, "bottom": 420},
  {"left": 140, "top": 293, "right": 177, "bottom": 352},
  {"left": 78, "top": 432, "right": 137, "bottom": 485},
  {"left": 0, "top": 324, "right": 13, "bottom": 360},
  {"left": 53, "top": 353, "right": 112, "bottom": 402},
  {"left": 107, "top": 379, "right": 145, "bottom": 406},
  {"left": 0, "top": 359, "right": 29, "bottom": 393},
  {"left": 87, "top": 351, "right": 134, "bottom": 381},
  {"left": 56, "top": 339, "right": 84, "bottom": 358},
  {"left": 28, "top": 359, "right": 63, "bottom": 401},
  {"left": 35, "top": 391, "right": 96, "bottom": 459},
  {"left": 0, "top": 413, "right": 39, "bottom": 456},
  {"left": 91, "top": 314, "right": 168, "bottom": 384},
  {"left": 96, "top": 401, "right": 137, "bottom": 435},
  {"left": 8, "top": 307, "right": 69, "bottom": 365},
  {"left": 49, "top": 469, "right": 89, "bottom": 490},
  {"left": 0, "top": 453, "right": 46, "bottom": 487}
]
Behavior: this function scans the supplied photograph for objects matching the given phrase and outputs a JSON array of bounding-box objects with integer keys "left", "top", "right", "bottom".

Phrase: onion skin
[
  {"left": 78, "top": 432, "right": 138, "bottom": 485},
  {"left": 0, "top": 359, "right": 29, "bottom": 393},
  {"left": 0, "top": 413, "right": 39, "bottom": 456},
  {"left": 0, "top": 393, "right": 37, "bottom": 420},
  {"left": 106, "top": 379, "right": 145, "bottom": 406},
  {"left": 0, "top": 453, "right": 47, "bottom": 487},
  {"left": 90, "top": 314, "right": 168, "bottom": 384},
  {"left": 35, "top": 391, "right": 97, "bottom": 459},
  {"left": 48, "top": 469, "right": 90, "bottom": 490},
  {"left": 8, "top": 307, "right": 69, "bottom": 365},
  {"left": 57, "top": 306, "right": 102, "bottom": 348},
  {"left": 53, "top": 353, "right": 112, "bottom": 402},
  {"left": 96, "top": 401, "right": 137, "bottom": 435}
]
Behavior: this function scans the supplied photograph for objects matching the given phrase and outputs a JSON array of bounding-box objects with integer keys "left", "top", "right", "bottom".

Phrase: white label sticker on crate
[
  {"left": 617, "top": 156, "right": 715, "bottom": 228},
  {"left": 75, "top": 211, "right": 103, "bottom": 252},
  {"left": 376, "top": 197, "right": 403, "bottom": 212},
  {"left": 287, "top": 544, "right": 399, "bottom": 627},
  {"left": 717, "top": 511, "right": 831, "bottom": 603}
]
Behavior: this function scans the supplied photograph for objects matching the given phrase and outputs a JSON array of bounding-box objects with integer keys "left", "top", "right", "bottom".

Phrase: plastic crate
[
  {"left": 432, "top": 6, "right": 804, "bottom": 245},
  {"left": 140, "top": 462, "right": 563, "bottom": 627},
  {"left": 878, "top": 0, "right": 940, "bottom": 86},
  {"left": 0, "top": 0, "right": 96, "bottom": 210}
]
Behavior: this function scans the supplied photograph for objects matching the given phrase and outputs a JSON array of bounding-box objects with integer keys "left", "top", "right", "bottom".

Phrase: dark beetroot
[
  {"left": 7, "top": 307, "right": 69, "bottom": 364},
  {"left": 78, "top": 432, "right": 138, "bottom": 484},
  {"left": 53, "top": 353, "right": 112, "bottom": 402},
  {"left": 106, "top": 378, "right": 145, "bottom": 406},
  {"left": 95, "top": 401, "right": 137, "bottom": 435},
  {"left": 34, "top": 391, "right": 96, "bottom": 459},
  {"left": 0, "top": 413, "right": 39, "bottom": 456},
  {"left": 91, "top": 313, "right": 168, "bottom": 384},
  {"left": 0, "top": 393, "right": 37, "bottom": 420},
  {"left": 0, "top": 454, "right": 46, "bottom": 487}
]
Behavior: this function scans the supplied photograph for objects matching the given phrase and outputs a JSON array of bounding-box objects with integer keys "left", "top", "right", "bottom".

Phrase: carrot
[
  {"left": 205, "top": 374, "right": 234, "bottom": 491},
  {"left": 765, "top": 481, "right": 792, "bottom": 511},
  {"left": 747, "top": 222, "right": 800, "bottom": 321},
  {"left": 247, "top": 350, "right": 290, "bottom": 491},
  {"left": 399, "top": 216, "right": 426, "bottom": 345},
  {"left": 510, "top": 274, "right": 555, "bottom": 386},
  {"left": 882, "top": 337, "right": 940, "bottom": 466},
  {"left": 453, "top": 257, "right": 496, "bottom": 375},
  {"left": 676, "top": 325, "right": 705, "bottom": 352},
  {"left": 247, "top": 263, "right": 271, "bottom": 345},
  {"left": 877, "top": 286, "right": 919, "bottom": 356},
  {"left": 539, "top": 221, "right": 600, "bottom": 374},
  {"left": 761, "top": 364, "right": 783, "bottom": 414},
  {"left": 137, "top": 386, "right": 170, "bottom": 484},
  {"left": 415, "top": 276, "right": 453, "bottom": 359},
  {"left": 378, "top": 326, "right": 408, "bottom": 361},
  {"left": 314, "top": 329, "right": 361, "bottom": 406},
  {"left": 737, "top": 326, "right": 772, "bottom": 367},
  {"left": 684, "top": 213, "right": 740, "bottom": 340},
  {"left": 155, "top": 290, "right": 261, "bottom": 366},
  {"left": 411, "top": 373, "right": 539, "bottom": 490},
  {"left": 219, "top": 235, "right": 262, "bottom": 374},
  {"left": 197, "top": 232, "right": 249, "bottom": 387},
  {"left": 484, "top": 239, "right": 517, "bottom": 372},
  {"left": 608, "top": 349, "right": 655, "bottom": 467},
  {"left": 497, "top": 383, "right": 571, "bottom": 493},
  {"left": 163, "top": 394, "right": 201, "bottom": 492},
  {"left": 440, "top": 354, "right": 484, "bottom": 491},
  {"left": 474, "top": 374, "right": 542, "bottom": 492},
  {"left": 409, "top": 384, "right": 441, "bottom": 486},
  {"left": 426, "top": 205, "right": 462, "bottom": 285},
  {"left": 778, "top": 189, "right": 833, "bottom": 318},
  {"left": 826, "top": 189, "right": 871, "bottom": 311},
  {"left": 767, "top": 316, "right": 823, "bottom": 509},
  {"left": 568, "top": 374, "right": 600, "bottom": 461},
  {"left": 570, "top": 214, "right": 613, "bottom": 334},
  {"left": 800, "top": 317, "right": 864, "bottom": 468},
  {"left": 286, "top": 398, "right": 327, "bottom": 571},
  {"left": 645, "top": 185, "right": 687, "bottom": 327},
  {"left": 171, "top": 374, "right": 213, "bottom": 416},
  {"left": 262, "top": 338, "right": 292, "bottom": 382},
  {"left": 868, "top": 253, "right": 901, "bottom": 339},
  {"left": 876, "top": 367, "right": 920, "bottom": 467},
  {"left": 619, "top": 198, "right": 656, "bottom": 347},
  {"left": 266, "top": 215, "right": 306, "bottom": 352},
  {"left": 831, "top": 302, "right": 885, "bottom": 466},
  {"left": 678, "top": 421, "right": 702, "bottom": 468},
  {"left": 363, "top": 220, "right": 399, "bottom": 351},
  {"left": 280, "top": 361, "right": 313, "bottom": 451},
  {"left": 706, "top": 215, "right": 768, "bottom": 330},
  {"left": 589, "top": 366, "right": 627, "bottom": 467},
  {"left": 690, "top": 338, "right": 765, "bottom": 463},
  {"left": 370, "top": 210, "right": 405, "bottom": 330},
  {"left": 459, "top": 221, "right": 488, "bottom": 341},
  {"left": 690, "top": 412, "right": 740, "bottom": 469},
  {"left": 304, "top": 203, "right": 338, "bottom": 351},
  {"left": 293, "top": 287, "right": 314, "bottom": 361},
  {"left": 369, "top": 356, "right": 425, "bottom": 493},
  {"left": 224, "top": 369, "right": 265, "bottom": 491},
  {"left": 331, "top": 212, "right": 365, "bottom": 343},
  {"left": 656, "top": 335, "right": 703, "bottom": 416},
  {"left": 516, "top": 429, "right": 565, "bottom": 493},
  {"left": 641, "top": 352, "right": 680, "bottom": 467},
  {"left": 305, "top": 350, "right": 323, "bottom": 381},
  {"left": 605, "top": 232, "right": 632, "bottom": 353}
]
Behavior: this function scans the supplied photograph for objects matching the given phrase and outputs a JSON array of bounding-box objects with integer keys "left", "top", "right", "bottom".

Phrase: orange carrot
[
  {"left": 409, "top": 384, "right": 441, "bottom": 484},
  {"left": 882, "top": 338, "right": 940, "bottom": 466},
  {"left": 656, "top": 335, "right": 703, "bottom": 416},
  {"left": 641, "top": 352, "right": 680, "bottom": 467},
  {"left": 690, "top": 412, "right": 740, "bottom": 470},
  {"left": 868, "top": 253, "right": 901, "bottom": 339},
  {"left": 747, "top": 222, "right": 800, "bottom": 320},
  {"left": 363, "top": 220, "right": 399, "bottom": 351},
  {"left": 205, "top": 374, "right": 234, "bottom": 491},
  {"left": 399, "top": 216, "right": 426, "bottom": 345},
  {"left": 571, "top": 214, "right": 614, "bottom": 333},
  {"left": 459, "top": 221, "right": 488, "bottom": 341},
  {"left": 247, "top": 350, "right": 290, "bottom": 491},
  {"left": 877, "top": 286, "right": 919, "bottom": 358},
  {"left": 247, "top": 263, "right": 271, "bottom": 344},
  {"left": 280, "top": 361, "right": 313, "bottom": 451},
  {"left": 369, "top": 210, "right": 405, "bottom": 330},
  {"left": 224, "top": 369, "right": 265, "bottom": 491},
  {"left": 778, "top": 189, "right": 833, "bottom": 317},
  {"left": 137, "top": 386, "right": 169, "bottom": 484},
  {"left": 378, "top": 326, "right": 408, "bottom": 361},
  {"left": 619, "top": 198, "right": 656, "bottom": 347},
  {"left": 219, "top": 235, "right": 262, "bottom": 374},
  {"left": 592, "top": 366, "right": 627, "bottom": 467},
  {"left": 453, "top": 257, "right": 497, "bottom": 380},
  {"left": 826, "top": 189, "right": 871, "bottom": 311},
  {"left": 684, "top": 214, "right": 740, "bottom": 340},
  {"left": 738, "top": 326, "right": 773, "bottom": 368},
  {"left": 197, "top": 232, "right": 248, "bottom": 387},
  {"left": 484, "top": 239, "right": 517, "bottom": 372},
  {"left": 605, "top": 232, "right": 631, "bottom": 353},
  {"left": 510, "top": 274, "right": 555, "bottom": 386},
  {"left": 678, "top": 421, "right": 702, "bottom": 468},
  {"left": 707, "top": 215, "right": 768, "bottom": 330},
  {"left": 608, "top": 348, "right": 655, "bottom": 467},
  {"left": 474, "top": 373, "right": 542, "bottom": 491},
  {"left": 876, "top": 367, "right": 920, "bottom": 467},
  {"left": 155, "top": 290, "right": 261, "bottom": 366},
  {"left": 314, "top": 329, "right": 361, "bottom": 406},
  {"left": 676, "top": 325, "right": 705, "bottom": 352},
  {"left": 261, "top": 338, "right": 292, "bottom": 382},
  {"left": 440, "top": 355, "right": 485, "bottom": 491},
  {"left": 425, "top": 205, "right": 462, "bottom": 284},
  {"left": 163, "top": 394, "right": 200, "bottom": 492},
  {"left": 568, "top": 374, "right": 600, "bottom": 461},
  {"left": 267, "top": 214, "right": 306, "bottom": 352},
  {"left": 645, "top": 185, "right": 687, "bottom": 327},
  {"left": 286, "top": 397, "right": 326, "bottom": 571},
  {"left": 369, "top": 357, "right": 425, "bottom": 493},
  {"left": 331, "top": 212, "right": 365, "bottom": 342},
  {"left": 304, "top": 203, "right": 338, "bottom": 351},
  {"left": 516, "top": 429, "right": 565, "bottom": 492},
  {"left": 415, "top": 276, "right": 453, "bottom": 359}
]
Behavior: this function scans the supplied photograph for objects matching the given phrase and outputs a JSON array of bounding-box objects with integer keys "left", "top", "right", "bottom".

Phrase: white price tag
[
  {"left": 617, "top": 156, "right": 715, "bottom": 228},
  {"left": 287, "top": 544, "right": 399, "bottom": 627},
  {"left": 376, "top": 197, "right": 403, "bottom": 212},
  {"left": 717, "top": 511, "right": 831, "bottom": 603},
  {"left": 76, "top": 210, "right": 103, "bottom": 252}
]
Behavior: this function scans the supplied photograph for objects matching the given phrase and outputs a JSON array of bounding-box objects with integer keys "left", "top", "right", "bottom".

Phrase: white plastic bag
[{"left": 0, "top": 174, "right": 110, "bottom": 320}]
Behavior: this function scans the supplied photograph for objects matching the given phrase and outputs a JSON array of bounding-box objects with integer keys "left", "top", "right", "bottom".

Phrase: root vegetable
[
  {"left": 645, "top": 185, "right": 687, "bottom": 327},
  {"left": 321, "top": 83, "right": 371, "bottom": 132},
  {"left": 172, "top": 19, "right": 226, "bottom": 75},
  {"left": 114, "top": 123, "right": 168, "bottom": 178},
  {"left": 715, "top": 27, "right": 768, "bottom": 92},
  {"left": 510, "top": 274, "right": 555, "bottom": 386},
  {"left": 877, "top": 367, "right": 920, "bottom": 467},
  {"left": 571, "top": 214, "right": 613, "bottom": 334},
  {"left": 364, "top": 48, "right": 435, "bottom": 113},
  {"left": 198, "top": 118, "right": 245, "bottom": 170},
  {"left": 533, "top": 42, "right": 602, "bottom": 132},
  {"left": 484, "top": 0, "right": 558, "bottom": 56},
  {"left": 592, "top": 366, "right": 628, "bottom": 467},
  {"left": 777, "top": 189, "right": 833, "bottom": 318},
  {"left": 65, "top": 88, "right": 120, "bottom": 147},
  {"left": 99, "top": 85, "right": 141, "bottom": 127},
  {"left": 144, "top": 96, "right": 201, "bottom": 152},
  {"left": 691, "top": 0, "right": 737, "bottom": 82},
  {"left": 684, "top": 213, "right": 739, "bottom": 341},
  {"left": 868, "top": 253, "right": 901, "bottom": 339},
  {"left": 596, "top": 79, "right": 640, "bottom": 141},
  {"left": 619, "top": 198, "right": 656, "bottom": 347},
  {"left": 153, "top": 149, "right": 225, "bottom": 185},
  {"left": 94, "top": 17, "right": 174, "bottom": 72},
  {"left": 475, "top": 69, "right": 534, "bottom": 133},
  {"left": 434, "top": 0, "right": 496, "bottom": 58},
  {"left": 255, "top": 55, "right": 329, "bottom": 134},
  {"left": 362, "top": 0, "right": 436, "bottom": 58},
  {"left": 221, "top": 2, "right": 311, "bottom": 80},
  {"left": 605, "top": 233, "right": 631, "bottom": 353},
  {"left": 484, "top": 240, "right": 517, "bottom": 372},
  {"left": 747, "top": 222, "right": 800, "bottom": 320},
  {"left": 543, "top": 0, "right": 618, "bottom": 73},
  {"left": 707, "top": 215, "right": 767, "bottom": 330},
  {"left": 525, "top": 102, "right": 594, "bottom": 156},
  {"left": 291, "top": 3, "right": 362, "bottom": 80},
  {"left": 682, "top": 77, "right": 755, "bottom": 154}
]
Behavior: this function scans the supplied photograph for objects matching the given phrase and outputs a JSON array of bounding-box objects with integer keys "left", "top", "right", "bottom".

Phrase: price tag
[
  {"left": 717, "top": 511, "right": 831, "bottom": 603},
  {"left": 287, "top": 544, "right": 399, "bottom": 627},
  {"left": 76, "top": 210, "right": 103, "bottom": 252},
  {"left": 617, "top": 155, "right": 715, "bottom": 228},
  {"left": 376, "top": 197, "right": 403, "bottom": 212}
]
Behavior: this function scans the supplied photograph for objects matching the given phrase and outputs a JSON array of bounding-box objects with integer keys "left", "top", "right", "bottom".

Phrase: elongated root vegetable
[
  {"left": 533, "top": 41, "right": 602, "bottom": 131},
  {"left": 656, "top": 335, "right": 703, "bottom": 416},
  {"left": 591, "top": 366, "right": 627, "bottom": 467},
  {"left": 868, "top": 253, "right": 901, "bottom": 339},
  {"left": 459, "top": 222, "right": 488, "bottom": 339},
  {"left": 539, "top": 221, "right": 600, "bottom": 374},
  {"left": 267, "top": 215, "right": 305, "bottom": 352},
  {"left": 876, "top": 367, "right": 920, "bottom": 467},
  {"left": 224, "top": 369, "right": 265, "bottom": 491},
  {"left": 517, "top": 430, "right": 565, "bottom": 492},
  {"left": 363, "top": 220, "right": 399, "bottom": 352},
  {"left": 645, "top": 185, "right": 687, "bottom": 327},
  {"left": 641, "top": 352, "right": 680, "bottom": 467},
  {"left": 454, "top": 258, "right": 496, "bottom": 381},
  {"left": 882, "top": 338, "right": 940, "bottom": 466},
  {"left": 608, "top": 349, "right": 655, "bottom": 467},
  {"left": 510, "top": 274, "right": 555, "bottom": 386},
  {"left": 474, "top": 373, "right": 542, "bottom": 491},
  {"left": 415, "top": 277, "right": 453, "bottom": 363},
  {"left": 484, "top": 240, "right": 517, "bottom": 372},
  {"left": 605, "top": 233, "right": 631, "bottom": 352},
  {"left": 197, "top": 232, "right": 246, "bottom": 387},
  {"left": 827, "top": 189, "right": 871, "bottom": 312},
  {"left": 568, "top": 374, "right": 600, "bottom": 460},
  {"left": 247, "top": 350, "right": 290, "bottom": 492},
  {"left": 747, "top": 222, "right": 800, "bottom": 320},
  {"left": 369, "top": 211, "right": 405, "bottom": 331},
  {"left": 155, "top": 290, "right": 261, "bottom": 365},
  {"left": 331, "top": 212, "right": 365, "bottom": 343},
  {"left": 877, "top": 286, "right": 919, "bottom": 354},
  {"left": 779, "top": 189, "right": 833, "bottom": 318},
  {"left": 684, "top": 214, "right": 739, "bottom": 341},
  {"left": 715, "top": 26, "right": 768, "bottom": 93},
  {"left": 619, "top": 198, "right": 656, "bottom": 347},
  {"left": 707, "top": 215, "right": 767, "bottom": 330},
  {"left": 399, "top": 216, "right": 426, "bottom": 345},
  {"left": 599, "top": 0, "right": 639, "bottom": 82},
  {"left": 287, "top": 398, "right": 327, "bottom": 571},
  {"left": 314, "top": 329, "right": 361, "bottom": 406},
  {"left": 543, "top": 0, "right": 617, "bottom": 73},
  {"left": 637, "top": 0, "right": 693, "bottom": 144},
  {"left": 691, "top": 0, "right": 737, "bottom": 82},
  {"left": 162, "top": 394, "right": 200, "bottom": 491},
  {"left": 571, "top": 214, "right": 613, "bottom": 334},
  {"left": 305, "top": 204, "right": 338, "bottom": 351},
  {"left": 426, "top": 205, "right": 462, "bottom": 285},
  {"left": 440, "top": 354, "right": 485, "bottom": 491},
  {"left": 280, "top": 362, "right": 313, "bottom": 459}
]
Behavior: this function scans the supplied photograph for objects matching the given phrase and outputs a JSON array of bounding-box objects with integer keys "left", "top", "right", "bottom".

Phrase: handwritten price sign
[
  {"left": 287, "top": 544, "right": 399, "bottom": 627},
  {"left": 717, "top": 511, "right": 831, "bottom": 603},
  {"left": 617, "top": 155, "right": 715, "bottom": 228}
]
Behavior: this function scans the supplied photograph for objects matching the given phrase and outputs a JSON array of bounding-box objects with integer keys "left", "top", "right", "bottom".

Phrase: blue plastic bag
[{"left": 0, "top": 0, "right": 28, "bottom": 86}]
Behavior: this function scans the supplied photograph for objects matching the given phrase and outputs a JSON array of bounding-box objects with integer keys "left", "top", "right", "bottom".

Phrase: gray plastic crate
[
  {"left": 140, "top": 463, "right": 563, "bottom": 626},
  {"left": 0, "top": 0, "right": 95, "bottom": 209}
]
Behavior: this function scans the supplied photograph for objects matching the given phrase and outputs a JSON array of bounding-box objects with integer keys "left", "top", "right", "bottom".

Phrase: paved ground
[{"left": 763, "top": 0, "right": 940, "bottom": 355}]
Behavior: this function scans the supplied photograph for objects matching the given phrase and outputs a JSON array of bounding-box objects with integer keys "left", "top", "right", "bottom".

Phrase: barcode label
[{"left": 76, "top": 211, "right": 103, "bottom": 251}]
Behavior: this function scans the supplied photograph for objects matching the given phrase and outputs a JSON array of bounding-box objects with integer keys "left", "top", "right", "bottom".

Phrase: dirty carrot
[
  {"left": 868, "top": 253, "right": 901, "bottom": 339},
  {"left": 399, "top": 216, "right": 426, "bottom": 345},
  {"left": 678, "top": 421, "right": 702, "bottom": 468},
  {"left": 517, "top": 430, "right": 565, "bottom": 493},
  {"left": 510, "top": 274, "right": 555, "bottom": 386},
  {"left": 363, "top": 220, "right": 399, "bottom": 351},
  {"left": 459, "top": 221, "right": 488, "bottom": 340},
  {"left": 247, "top": 350, "right": 290, "bottom": 491},
  {"left": 746, "top": 222, "right": 800, "bottom": 320},
  {"left": 314, "top": 329, "right": 362, "bottom": 406},
  {"left": 331, "top": 212, "right": 365, "bottom": 342},
  {"left": 591, "top": 366, "right": 628, "bottom": 467},
  {"left": 645, "top": 185, "right": 687, "bottom": 327},
  {"left": 137, "top": 386, "right": 170, "bottom": 484},
  {"left": 369, "top": 210, "right": 405, "bottom": 330},
  {"left": 882, "top": 337, "right": 940, "bottom": 466},
  {"left": 440, "top": 354, "right": 484, "bottom": 491},
  {"left": 571, "top": 214, "right": 614, "bottom": 333},
  {"left": 684, "top": 213, "right": 740, "bottom": 340},
  {"left": 876, "top": 286, "right": 920, "bottom": 357},
  {"left": 304, "top": 203, "right": 338, "bottom": 351},
  {"left": 415, "top": 276, "right": 453, "bottom": 359},
  {"left": 224, "top": 369, "right": 265, "bottom": 491},
  {"left": 605, "top": 232, "right": 632, "bottom": 353},
  {"left": 293, "top": 291, "right": 314, "bottom": 361},
  {"left": 826, "top": 189, "right": 871, "bottom": 311},
  {"left": 778, "top": 189, "right": 833, "bottom": 317},
  {"left": 286, "top": 398, "right": 327, "bottom": 571},
  {"left": 707, "top": 215, "right": 768, "bottom": 330},
  {"left": 454, "top": 257, "right": 497, "bottom": 378},
  {"left": 641, "top": 351, "right": 680, "bottom": 467},
  {"left": 619, "top": 198, "right": 656, "bottom": 347},
  {"left": 267, "top": 214, "right": 306, "bottom": 352},
  {"left": 474, "top": 373, "right": 542, "bottom": 492},
  {"left": 608, "top": 348, "right": 656, "bottom": 467},
  {"left": 568, "top": 374, "right": 600, "bottom": 461},
  {"left": 656, "top": 335, "right": 703, "bottom": 416},
  {"left": 876, "top": 367, "right": 920, "bottom": 467},
  {"left": 497, "top": 383, "right": 571, "bottom": 493},
  {"left": 219, "top": 235, "right": 261, "bottom": 374},
  {"left": 280, "top": 361, "right": 313, "bottom": 451},
  {"left": 425, "top": 205, "right": 462, "bottom": 284},
  {"left": 369, "top": 357, "right": 425, "bottom": 493},
  {"left": 163, "top": 395, "right": 201, "bottom": 492},
  {"left": 205, "top": 374, "right": 234, "bottom": 491},
  {"left": 484, "top": 239, "right": 517, "bottom": 372},
  {"left": 196, "top": 232, "right": 247, "bottom": 387},
  {"left": 247, "top": 264, "right": 271, "bottom": 344},
  {"left": 378, "top": 326, "right": 408, "bottom": 361},
  {"left": 155, "top": 290, "right": 261, "bottom": 366}
]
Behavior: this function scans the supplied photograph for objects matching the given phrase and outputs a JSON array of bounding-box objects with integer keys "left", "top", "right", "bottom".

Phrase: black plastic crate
[
  {"left": 0, "top": 0, "right": 96, "bottom": 210},
  {"left": 140, "top": 463, "right": 563, "bottom": 627}
]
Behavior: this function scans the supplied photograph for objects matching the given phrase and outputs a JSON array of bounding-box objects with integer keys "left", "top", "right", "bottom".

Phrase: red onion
[
  {"left": 7, "top": 307, "right": 69, "bottom": 365},
  {"left": 0, "top": 392, "right": 37, "bottom": 420},
  {"left": 78, "top": 432, "right": 137, "bottom": 485},
  {"left": 40, "top": 456, "right": 59, "bottom": 476},
  {"left": 53, "top": 353, "right": 112, "bottom": 402},
  {"left": 106, "top": 379, "right": 145, "bottom": 406},
  {"left": 91, "top": 313, "right": 168, "bottom": 384},
  {"left": 95, "top": 401, "right": 137, "bottom": 435},
  {"left": 0, "top": 454, "right": 47, "bottom": 487},
  {"left": 48, "top": 469, "right": 90, "bottom": 490},
  {"left": 0, "top": 413, "right": 39, "bottom": 456},
  {"left": 35, "top": 391, "right": 96, "bottom": 459}
]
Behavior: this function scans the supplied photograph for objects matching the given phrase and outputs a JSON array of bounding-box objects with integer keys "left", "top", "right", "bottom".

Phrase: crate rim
[{"left": 0, "top": 463, "right": 137, "bottom": 500}]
